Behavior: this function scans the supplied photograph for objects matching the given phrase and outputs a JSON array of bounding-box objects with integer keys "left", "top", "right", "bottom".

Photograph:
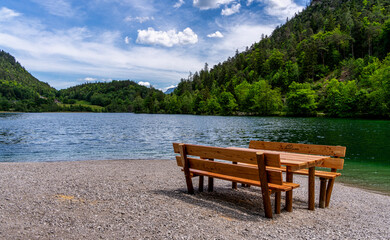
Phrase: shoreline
[{"left": 1, "top": 159, "right": 389, "bottom": 239}]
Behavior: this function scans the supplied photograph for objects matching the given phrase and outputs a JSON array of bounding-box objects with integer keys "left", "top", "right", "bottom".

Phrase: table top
[{"left": 227, "top": 147, "right": 331, "bottom": 171}]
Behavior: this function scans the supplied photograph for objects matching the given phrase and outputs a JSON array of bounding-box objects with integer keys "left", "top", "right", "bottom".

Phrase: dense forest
[
  {"left": 1, "top": 0, "right": 389, "bottom": 118},
  {"left": 171, "top": 0, "right": 390, "bottom": 118}
]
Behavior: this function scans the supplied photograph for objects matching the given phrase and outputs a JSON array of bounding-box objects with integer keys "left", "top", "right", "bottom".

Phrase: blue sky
[{"left": 0, "top": 0, "right": 307, "bottom": 91}]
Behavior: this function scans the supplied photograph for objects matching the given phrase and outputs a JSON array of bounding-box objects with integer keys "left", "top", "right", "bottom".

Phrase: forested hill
[
  {"left": 0, "top": 50, "right": 165, "bottom": 112},
  {"left": 171, "top": 0, "right": 390, "bottom": 118},
  {"left": 57, "top": 81, "right": 165, "bottom": 113},
  {"left": 0, "top": 50, "right": 57, "bottom": 111},
  {"left": 1, "top": 0, "right": 389, "bottom": 117}
]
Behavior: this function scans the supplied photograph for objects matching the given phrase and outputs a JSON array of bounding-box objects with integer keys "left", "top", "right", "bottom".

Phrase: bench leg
[
  {"left": 275, "top": 191, "right": 281, "bottom": 214},
  {"left": 208, "top": 176, "right": 214, "bottom": 192},
  {"left": 184, "top": 174, "right": 194, "bottom": 194},
  {"left": 232, "top": 162, "right": 237, "bottom": 189},
  {"left": 199, "top": 175, "right": 204, "bottom": 192},
  {"left": 319, "top": 178, "right": 327, "bottom": 208},
  {"left": 285, "top": 167, "right": 293, "bottom": 212},
  {"left": 308, "top": 167, "right": 315, "bottom": 210},
  {"left": 325, "top": 178, "right": 335, "bottom": 207}
]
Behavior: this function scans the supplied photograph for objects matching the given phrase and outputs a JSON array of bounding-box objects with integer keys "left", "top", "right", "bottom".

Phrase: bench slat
[
  {"left": 319, "top": 158, "right": 344, "bottom": 170},
  {"left": 173, "top": 143, "right": 282, "bottom": 166},
  {"left": 176, "top": 156, "right": 283, "bottom": 185},
  {"left": 249, "top": 141, "right": 346, "bottom": 157},
  {"left": 280, "top": 167, "right": 341, "bottom": 179},
  {"left": 188, "top": 169, "right": 299, "bottom": 192}
]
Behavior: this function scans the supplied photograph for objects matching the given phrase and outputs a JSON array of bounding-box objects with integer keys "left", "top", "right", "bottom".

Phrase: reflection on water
[{"left": 0, "top": 113, "right": 389, "bottom": 192}]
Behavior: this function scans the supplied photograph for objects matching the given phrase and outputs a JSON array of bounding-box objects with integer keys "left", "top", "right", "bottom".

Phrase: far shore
[{"left": 0, "top": 159, "right": 389, "bottom": 239}]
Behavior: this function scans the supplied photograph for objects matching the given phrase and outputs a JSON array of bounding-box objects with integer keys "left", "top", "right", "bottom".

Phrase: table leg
[
  {"left": 285, "top": 167, "right": 293, "bottom": 212},
  {"left": 308, "top": 166, "right": 315, "bottom": 210}
]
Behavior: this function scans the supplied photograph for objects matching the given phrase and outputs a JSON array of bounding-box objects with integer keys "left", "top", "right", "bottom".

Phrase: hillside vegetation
[
  {"left": 1, "top": 0, "right": 389, "bottom": 118},
  {"left": 171, "top": 0, "right": 390, "bottom": 118},
  {"left": 0, "top": 50, "right": 57, "bottom": 111}
]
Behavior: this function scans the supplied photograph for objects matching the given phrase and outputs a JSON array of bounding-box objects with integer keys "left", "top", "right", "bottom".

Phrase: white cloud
[
  {"left": 124, "top": 16, "right": 154, "bottom": 23},
  {"left": 138, "top": 81, "right": 151, "bottom": 87},
  {"left": 31, "top": 0, "right": 75, "bottom": 17},
  {"left": 160, "top": 85, "right": 177, "bottom": 92},
  {"left": 221, "top": 3, "right": 241, "bottom": 16},
  {"left": 214, "top": 24, "right": 275, "bottom": 53},
  {"left": 261, "top": 0, "right": 304, "bottom": 20},
  {"left": 174, "top": 0, "right": 185, "bottom": 8},
  {"left": 84, "top": 77, "right": 97, "bottom": 81},
  {"left": 193, "top": 0, "right": 235, "bottom": 10},
  {"left": 246, "top": 0, "right": 255, "bottom": 6},
  {"left": 0, "top": 13, "right": 204, "bottom": 89},
  {"left": 207, "top": 31, "right": 224, "bottom": 38},
  {"left": 0, "top": 7, "right": 21, "bottom": 21},
  {"left": 136, "top": 27, "right": 198, "bottom": 47}
]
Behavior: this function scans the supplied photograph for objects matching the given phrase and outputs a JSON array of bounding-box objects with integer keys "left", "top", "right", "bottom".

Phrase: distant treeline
[{"left": 1, "top": 0, "right": 389, "bottom": 118}]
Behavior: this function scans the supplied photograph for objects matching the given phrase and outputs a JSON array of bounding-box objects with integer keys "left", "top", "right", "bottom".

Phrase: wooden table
[{"left": 228, "top": 147, "right": 331, "bottom": 211}]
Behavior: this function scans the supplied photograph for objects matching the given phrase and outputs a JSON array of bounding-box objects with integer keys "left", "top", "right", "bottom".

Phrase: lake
[{"left": 1, "top": 113, "right": 389, "bottom": 193}]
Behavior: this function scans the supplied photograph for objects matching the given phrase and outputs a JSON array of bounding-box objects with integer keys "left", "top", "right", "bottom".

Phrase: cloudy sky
[{"left": 0, "top": 0, "right": 307, "bottom": 91}]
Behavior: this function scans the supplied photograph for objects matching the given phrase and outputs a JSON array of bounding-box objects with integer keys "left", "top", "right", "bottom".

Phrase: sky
[{"left": 0, "top": 0, "right": 307, "bottom": 91}]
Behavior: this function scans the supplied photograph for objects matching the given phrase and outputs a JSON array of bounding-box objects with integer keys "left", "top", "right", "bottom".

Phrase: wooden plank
[
  {"left": 275, "top": 192, "right": 281, "bottom": 214},
  {"left": 187, "top": 144, "right": 262, "bottom": 164},
  {"left": 227, "top": 147, "right": 322, "bottom": 169},
  {"left": 319, "top": 178, "right": 327, "bottom": 208},
  {"left": 199, "top": 176, "right": 204, "bottom": 192},
  {"left": 279, "top": 166, "right": 341, "bottom": 178},
  {"left": 320, "top": 158, "right": 344, "bottom": 170},
  {"left": 249, "top": 141, "right": 346, "bottom": 157},
  {"left": 285, "top": 166, "right": 293, "bottom": 212},
  {"left": 187, "top": 157, "right": 283, "bottom": 185},
  {"left": 179, "top": 144, "right": 194, "bottom": 194},
  {"left": 232, "top": 162, "right": 237, "bottom": 189},
  {"left": 188, "top": 169, "right": 295, "bottom": 191},
  {"left": 208, "top": 158, "right": 214, "bottom": 192},
  {"left": 325, "top": 168, "right": 337, "bottom": 207},
  {"left": 257, "top": 153, "right": 273, "bottom": 218},
  {"left": 308, "top": 167, "right": 315, "bottom": 211}
]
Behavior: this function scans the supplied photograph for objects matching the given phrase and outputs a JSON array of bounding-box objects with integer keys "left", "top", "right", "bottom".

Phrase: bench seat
[
  {"left": 280, "top": 167, "right": 341, "bottom": 179},
  {"left": 189, "top": 168, "right": 300, "bottom": 192}
]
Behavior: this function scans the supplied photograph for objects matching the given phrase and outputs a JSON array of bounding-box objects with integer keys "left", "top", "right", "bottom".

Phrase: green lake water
[{"left": 0, "top": 113, "right": 389, "bottom": 194}]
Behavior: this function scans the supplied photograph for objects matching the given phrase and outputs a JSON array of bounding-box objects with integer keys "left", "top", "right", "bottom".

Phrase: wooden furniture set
[{"left": 173, "top": 141, "right": 346, "bottom": 219}]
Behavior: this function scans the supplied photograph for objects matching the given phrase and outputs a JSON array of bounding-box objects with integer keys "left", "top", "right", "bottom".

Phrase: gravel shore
[{"left": 0, "top": 159, "right": 389, "bottom": 239}]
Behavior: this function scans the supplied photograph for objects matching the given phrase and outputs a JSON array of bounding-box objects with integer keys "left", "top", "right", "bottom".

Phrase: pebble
[{"left": 0, "top": 160, "right": 389, "bottom": 239}]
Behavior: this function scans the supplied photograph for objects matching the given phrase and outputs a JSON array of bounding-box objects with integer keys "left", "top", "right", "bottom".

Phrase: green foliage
[
  {"left": 218, "top": 91, "right": 237, "bottom": 115},
  {"left": 251, "top": 80, "right": 282, "bottom": 115},
  {"left": 58, "top": 80, "right": 165, "bottom": 113},
  {"left": 2, "top": 0, "right": 390, "bottom": 118},
  {"left": 287, "top": 82, "right": 317, "bottom": 116}
]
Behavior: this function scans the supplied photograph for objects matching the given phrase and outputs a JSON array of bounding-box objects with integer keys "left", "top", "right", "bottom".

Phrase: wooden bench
[
  {"left": 173, "top": 143, "right": 299, "bottom": 218},
  {"left": 249, "top": 140, "right": 346, "bottom": 208}
]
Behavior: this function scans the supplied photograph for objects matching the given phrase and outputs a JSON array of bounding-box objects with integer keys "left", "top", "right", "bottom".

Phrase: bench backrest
[
  {"left": 173, "top": 143, "right": 284, "bottom": 185},
  {"left": 249, "top": 140, "right": 346, "bottom": 170}
]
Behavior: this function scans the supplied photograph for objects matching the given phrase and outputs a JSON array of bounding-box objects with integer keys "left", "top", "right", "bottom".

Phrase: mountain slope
[
  {"left": 172, "top": 0, "right": 390, "bottom": 118},
  {"left": 0, "top": 50, "right": 55, "bottom": 99},
  {"left": 0, "top": 50, "right": 58, "bottom": 111},
  {"left": 57, "top": 80, "right": 166, "bottom": 113}
]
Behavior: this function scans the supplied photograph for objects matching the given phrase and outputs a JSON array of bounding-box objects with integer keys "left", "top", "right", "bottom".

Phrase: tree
[
  {"left": 251, "top": 80, "right": 282, "bottom": 115},
  {"left": 286, "top": 82, "right": 317, "bottom": 116},
  {"left": 218, "top": 91, "right": 237, "bottom": 115}
]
